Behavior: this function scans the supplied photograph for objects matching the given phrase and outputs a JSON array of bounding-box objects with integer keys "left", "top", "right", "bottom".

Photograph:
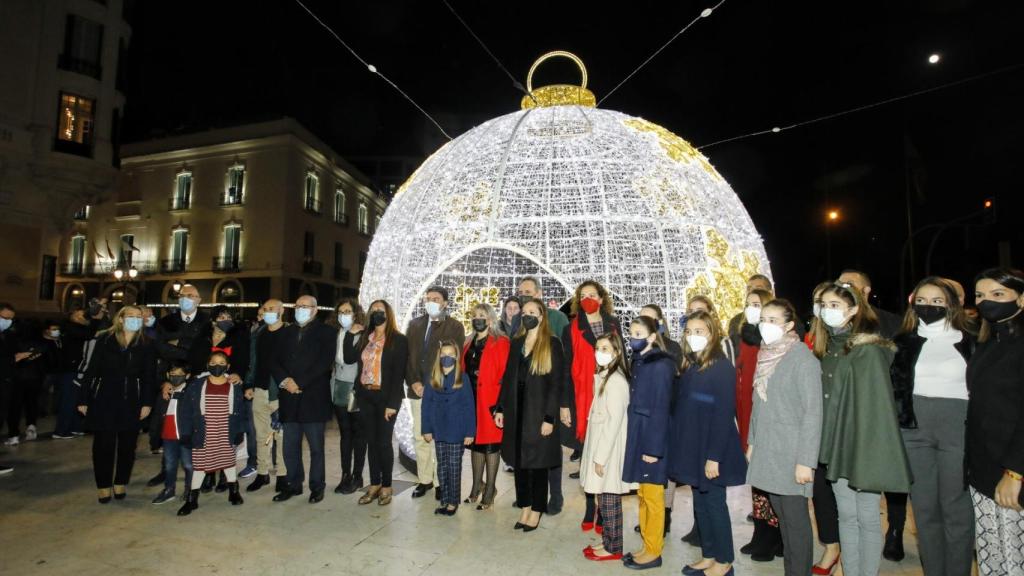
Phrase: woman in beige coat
[{"left": 580, "top": 334, "right": 637, "bottom": 561}]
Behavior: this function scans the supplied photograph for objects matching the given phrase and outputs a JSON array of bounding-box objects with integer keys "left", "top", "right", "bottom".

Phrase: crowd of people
[{"left": 0, "top": 267, "right": 1023, "bottom": 576}]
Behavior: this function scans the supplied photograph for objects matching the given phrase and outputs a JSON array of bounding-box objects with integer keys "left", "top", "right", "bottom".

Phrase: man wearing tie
[{"left": 405, "top": 287, "right": 465, "bottom": 499}]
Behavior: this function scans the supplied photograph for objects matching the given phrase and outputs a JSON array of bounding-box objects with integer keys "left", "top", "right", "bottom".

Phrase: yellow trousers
[{"left": 638, "top": 482, "right": 665, "bottom": 557}]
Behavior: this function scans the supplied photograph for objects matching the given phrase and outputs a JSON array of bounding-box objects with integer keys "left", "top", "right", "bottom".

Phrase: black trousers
[
  {"left": 333, "top": 404, "right": 366, "bottom": 477},
  {"left": 92, "top": 430, "right": 139, "bottom": 488},
  {"left": 885, "top": 491, "right": 908, "bottom": 530},
  {"left": 358, "top": 392, "right": 395, "bottom": 488},
  {"left": 514, "top": 467, "right": 549, "bottom": 513},
  {"left": 812, "top": 462, "right": 840, "bottom": 544},
  {"left": 8, "top": 377, "right": 41, "bottom": 437}
]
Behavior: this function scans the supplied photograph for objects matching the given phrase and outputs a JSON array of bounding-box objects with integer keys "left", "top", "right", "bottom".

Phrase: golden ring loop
[{"left": 526, "top": 51, "right": 588, "bottom": 94}]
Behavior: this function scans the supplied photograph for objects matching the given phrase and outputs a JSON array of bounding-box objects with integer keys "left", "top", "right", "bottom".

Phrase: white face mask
[
  {"left": 595, "top": 351, "right": 615, "bottom": 368},
  {"left": 812, "top": 303, "right": 821, "bottom": 318},
  {"left": 758, "top": 323, "right": 786, "bottom": 345},
  {"left": 425, "top": 301, "right": 442, "bottom": 318},
  {"left": 821, "top": 308, "right": 849, "bottom": 328},
  {"left": 686, "top": 335, "right": 709, "bottom": 352},
  {"left": 338, "top": 314, "right": 353, "bottom": 330},
  {"left": 744, "top": 305, "right": 762, "bottom": 324},
  {"left": 295, "top": 308, "right": 313, "bottom": 325}
]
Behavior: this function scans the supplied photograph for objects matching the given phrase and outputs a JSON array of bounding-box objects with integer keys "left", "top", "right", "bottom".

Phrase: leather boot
[
  {"left": 247, "top": 474, "right": 269, "bottom": 493},
  {"left": 177, "top": 489, "right": 199, "bottom": 516},
  {"left": 228, "top": 482, "right": 244, "bottom": 505},
  {"left": 751, "top": 522, "right": 783, "bottom": 561},
  {"left": 741, "top": 518, "right": 767, "bottom": 555}
]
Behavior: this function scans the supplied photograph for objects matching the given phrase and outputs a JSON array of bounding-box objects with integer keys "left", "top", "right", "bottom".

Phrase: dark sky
[{"left": 121, "top": 0, "right": 1024, "bottom": 311}]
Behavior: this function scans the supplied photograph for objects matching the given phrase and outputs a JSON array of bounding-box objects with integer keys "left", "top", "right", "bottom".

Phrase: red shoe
[
  {"left": 587, "top": 552, "right": 623, "bottom": 562},
  {"left": 595, "top": 524, "right": 604, "bottom": 535},
  {"left": 581, "top": 522, "right": 594, "bottom": 532},
  {"left": 812, "top": 555, "right": 841, "bottom": 575},
  {"left": 583, "top": 546, "right": 596, "bottom": 558}
]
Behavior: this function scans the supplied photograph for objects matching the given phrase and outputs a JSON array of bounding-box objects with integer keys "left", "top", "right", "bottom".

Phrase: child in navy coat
[{"left": 421, "top": 340, "right": 476, "bottom": 515}]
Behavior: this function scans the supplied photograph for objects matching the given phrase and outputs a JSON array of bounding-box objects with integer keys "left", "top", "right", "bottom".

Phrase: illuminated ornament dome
[{"left": 363, "top": 51, "right": 771, "bottom": 335}]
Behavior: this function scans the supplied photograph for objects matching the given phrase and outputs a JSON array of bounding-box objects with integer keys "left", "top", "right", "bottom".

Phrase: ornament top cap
[{"left": 520, "top": 51, "right": 597, "bottom": 110}]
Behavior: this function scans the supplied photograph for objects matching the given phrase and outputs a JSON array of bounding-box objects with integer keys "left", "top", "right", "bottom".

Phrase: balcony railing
[
  {"left": 61, "top": 263, "right": 86, "bottom": 276},
  {"left": 333, "top": 267, "right": 351, "bottom": 282},
  {"left": 303, "top": 197, "right": 322, "bottom": 215},
  {"left": 161, "top": 259, "right": 187, "bottom": 274},
  {"left": 58, "top": 54, "right": 102, "bottom": 79},
  {"left": 302, "top": 260, "right": 323, "bottom": 276},
  {"left": 221, "top": 187, "right": 243, "bottom": 206},
  {"left": 169, "top": 197, "right": 191, "bottom": 211},
  {"left": 213, "top": 256, "right": 241, "bottom": 272}
]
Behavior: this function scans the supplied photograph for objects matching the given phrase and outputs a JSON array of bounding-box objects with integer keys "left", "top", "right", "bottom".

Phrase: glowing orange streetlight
[{"left": 827, "top": 209, "right": 840, "bottom": 222}]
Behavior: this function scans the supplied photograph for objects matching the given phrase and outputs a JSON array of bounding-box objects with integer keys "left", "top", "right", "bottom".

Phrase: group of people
[{"left": 1, "top": 266, "right": 1023, "bottom": 576}]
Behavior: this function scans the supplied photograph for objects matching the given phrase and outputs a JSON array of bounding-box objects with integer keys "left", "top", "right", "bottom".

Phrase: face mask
[
  {"left": 207, "top": 365, "right": 228, "bottom": 377},
  {"left": 216, "top": 320, "right": 234, "bottom": 333},
  {"left": 914, "top": 304, "right": 947, "bottom": 326},
  {"left": 145, "top": 316, "right": 156, "bottom": 328},
  {"left": 744, "top": 305, "right": 762, "bottom": 324},
  {"left": 338, "top": 314, "right": 353, "bottom": 330},
  {"left": 440, "top": 356, "right": 457, "bottom": 369},
  {"left": 628, "top": 337, "right": 649, "bottom": 354},
  {"left": 294, "top": 308, "right": 312, "bottom": 325},
  {"left": 369, "top": 310, "right": 386, "bottom": 328},
  {"left": 168, "top": 375, "right": 187, "bottom": 386},
  {"left": 471, "top": 318, "right": 488, "bottom": 333},
  {"left": 580, "top": 297, "right": 601, "bottom": 315},
  {"left": 262, "top": 312, "right": 279, "bottom": 326},
  {"left": 179, "top": 297, "right": 196, "bottom": 313},
  {"left": 977, "top": 299, "right": 1021, "bottom": 324},
  {"left": 759, "top": 322, "right": 786, "bottom": 345},
  {"left": 686, "top": 335, "right": 709, "bottom": 352},
  {"left": 0, "top": 318, "right": 12, "bottom": 332},
  {"left": 521, "top": 314, "right": 539, "bottom": 331},
  {"left": 50, "top": 330, "right": 61, "bottom": 338},
  {"left": 124, "top": 317, "right": 143, "bottom": 333},
  {"left": 812, "top": 303, "right": 821, "bottom": 318},
  {"left": 425, "top": 301, "right": 442, "bottom": 318},
  {"left": 821, "top": 308, "right": 849, "bottom": 328},
  {"left": 595, "top": 351, "right": 615, "bottom": 367}
]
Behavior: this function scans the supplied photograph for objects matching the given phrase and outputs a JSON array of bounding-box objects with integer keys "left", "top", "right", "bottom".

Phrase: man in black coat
[
  {"left": 271, "top": 295, "right": 337, "bottom": 503},
  {"left": 0, "top": 303, "right": 17, "bottom": 473},
  {"left": 53, "top": 305, "right": 109, "bottom": 439}
]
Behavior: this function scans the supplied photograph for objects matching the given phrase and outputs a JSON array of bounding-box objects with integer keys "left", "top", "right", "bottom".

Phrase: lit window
[
  {"left": 334, "top": 188, "right": 346, "bottom": 223},
  {"left": 358, "top": 203, "right": 368, "bottom": 234},
  {"left": 69, "top": 235, "right": 86, "bottom": 274},
  {"left": 225, "top": 165, "right": 245, "bottom": 205},
  {"left": 170, "top": 229, "right": 188, "bottom": 270},
  {"left": 173, "top": 172, "right": 192, "bottom": 210},
  {"left": 304, "top": 172, "right": 320, "bottom": 213},
  {"left": 57, "top": 93, "right": 95, "bottom": 146}
]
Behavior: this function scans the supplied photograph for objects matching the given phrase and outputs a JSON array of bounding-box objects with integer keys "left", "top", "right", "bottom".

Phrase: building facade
[
  {"left": 0, "top": 0, "right": 131, "bottom": 314},
  {"left": 55, "top": 118, "right": 389, "bottom": 313}
]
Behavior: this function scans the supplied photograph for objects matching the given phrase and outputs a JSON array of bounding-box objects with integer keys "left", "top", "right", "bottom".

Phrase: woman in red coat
[{"left": 462, "top": 303, "right": 509, "bottom": 510}]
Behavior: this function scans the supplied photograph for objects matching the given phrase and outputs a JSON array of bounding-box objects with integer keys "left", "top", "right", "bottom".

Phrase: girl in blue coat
[
  {"left": 421, "top": 340, "right": 476, "bottom": 515},
  {"left": 622, "top": 316, "right": 676, "bottom": 570},
  {"left": 669, "top": 311, "right": 747, "bottom": 576}
]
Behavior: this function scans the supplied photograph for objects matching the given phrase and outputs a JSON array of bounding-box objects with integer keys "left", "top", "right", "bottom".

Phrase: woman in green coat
[{"left": 811, "top": 283, "right": 911, "bottom": 576}]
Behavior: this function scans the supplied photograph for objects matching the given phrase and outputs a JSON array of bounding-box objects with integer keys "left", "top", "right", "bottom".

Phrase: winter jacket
[
  {"left": 580, "top": 369, "right": 636, "bottom": 494},
  {"left": 623, "top": 348, "right": 675, "bottom": 485},
  {"left": 78, "top": 332, "right": 157, "bottom": 432},
  {"left": 495, "top": 336, "right": 564, "bottom": 469},
  {"left": 421, "top": 371, "right": 476, "bottom": 444},
  {"left": 890, "top": 326, "right": 975, "bottom": 429},
  {"left": 177, "top": 376, "right": 245, "bottom": 449}
]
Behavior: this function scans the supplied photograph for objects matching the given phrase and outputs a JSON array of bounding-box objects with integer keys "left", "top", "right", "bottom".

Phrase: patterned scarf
[{"left": 753, "top": 331, "right": 799, "bottom": 402}]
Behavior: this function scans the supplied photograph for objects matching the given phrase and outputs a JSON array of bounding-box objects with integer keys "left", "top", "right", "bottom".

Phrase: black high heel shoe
[
  {"left": 514, "top": 522, "right": 526, "bottom": 530},
  {"left": 522, "top": 513, "right": 543, "bottom": 532}
]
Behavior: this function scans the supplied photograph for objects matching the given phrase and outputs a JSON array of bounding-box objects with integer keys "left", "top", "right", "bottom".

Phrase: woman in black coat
[
  {"left": 494, "top": 298, "right": 564, "bottom": 532},
  {"left": 966, "top": 268, "right": 1024, "bottom": 576},
  {"left": 77, "top": 306, "right": 156, "bottom": 503},
  {"left": 343, "top": 299, "right": 409, "bottom": 506}
]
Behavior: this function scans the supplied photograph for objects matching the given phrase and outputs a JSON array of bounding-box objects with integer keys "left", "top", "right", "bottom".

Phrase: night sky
[{"left": 121, "top": 0, "right": 1024, "bottom": 312}]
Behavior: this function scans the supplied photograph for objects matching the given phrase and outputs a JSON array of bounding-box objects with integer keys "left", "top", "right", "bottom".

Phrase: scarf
[{"left": 753, "top": 331, "right": 799, "bottom": 402}]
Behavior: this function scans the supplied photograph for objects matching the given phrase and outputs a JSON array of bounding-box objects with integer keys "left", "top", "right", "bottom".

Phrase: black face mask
[
  {"left": 977, "top": 299, "right": 1021, "bottom": 324},
  {"left": 914, "top": 304, "right": 947, "bottom": 326},
  {"left": 208, "top": 365, "right": 229, "bottom": 377},
  {"left": 369, "top": 310, "right": 386, "bottom": 328},
  {"left": 521, "top": 315, "right": 539, "bottom": 331},
  {"left": 168, "top": 375, "right": 187, "bottom": 386},
  {"left": 216, "top": 320, "right": 234, "bottom": 333},
  {"left": 472, "top": 318, "right": 488, "bottom": 333}
]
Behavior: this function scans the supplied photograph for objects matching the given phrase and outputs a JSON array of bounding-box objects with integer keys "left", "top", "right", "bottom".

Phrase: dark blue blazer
[
  {"left": 668, "top": 356, "right": 747, "bottom": 490},
  {"left": 421, "top": 371, "right": 476, "bottom": 444},
  {"left": 622, "top": 348, "right": 676, "bottom": 485}
]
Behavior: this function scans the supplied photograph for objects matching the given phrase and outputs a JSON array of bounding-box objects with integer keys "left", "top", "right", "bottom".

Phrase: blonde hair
[
  {"left": 430, "top": 341, "right": 463, "bottom": 390},
  {"left": 471, "top": 303, "right": 505, "bottom": 337},
  {"left": 102, "top": 305, "right": 144, "bottom": 348},
  {"left": 517, "top": 300, "right": 553, "bottom": 375}
]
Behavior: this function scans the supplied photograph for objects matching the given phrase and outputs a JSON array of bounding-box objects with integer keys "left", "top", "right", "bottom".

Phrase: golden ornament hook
[
  {"left": 526, "top": 51, "right": 588, "bottom": 94},
  {"left": 521, "top": 51, "right": 596, "bottom": 110}
]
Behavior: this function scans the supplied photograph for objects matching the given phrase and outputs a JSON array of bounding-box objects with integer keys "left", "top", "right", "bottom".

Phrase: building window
[
  {"left": 224, "top": 165, "right": 244, "bottom": 205},
  {"left": 172, "top": 171, "right": 192, "bottom": 210},
  {"left": 69, "top": 235, "right": 86, "bottom": 274},
  {"left": 334, "top": 188, "right": 346, "bottom": 223},
  {"left": 358, "top": 202, "right": 368, "bottom": 234},
  {"left": 218, "top": 225, "right": 242, "bottom": 271},
  {"left": 59, "top": 15, "right": 104, "bottom": 79},
  {"left": 73, "top": 205, "right": 90, "bottom": 220},
  {"left": 169, "top": 229, "right": 188, "bottom": 271},
  {"left": 374, "top": 213, "right": 382, "bottom": 233},
  {"left": 55, "top": 93, "right": 95, "bottom": 156},
  {"left": 304, "top": 171, "right": 320, "bottom": 214},
  {"left": 303, "top": 231, "right": 315, "bottom": 259},
  {"left": 118, "top": 234, "right": 135, "bottom": 268}
]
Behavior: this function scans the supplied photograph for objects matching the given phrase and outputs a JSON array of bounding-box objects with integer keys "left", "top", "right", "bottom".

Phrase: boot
[
  {"left": 247, "top": 474, "right": 270, "bottom": 493},
  {"left": 335, "top": 473, "right": 353, "bottom": 494},
  {"left": 274, "top": 476, "right": 289, "bottom": 493},
  {"left": 215, "top": 471, "right": 228, "bottom": 493},
  {"left": 664, "top": 507, "right": 672, "bottom": 535},
  {"left": 883, "top": 525, "right": 905, "bottom": 561},
  {"left": 228, "top": 482, "right": 244, "bottom": 505},
  {"left": 751, "top": 522, "right": 783, "bottom": 562},
  {"left": 177, "top": 489, "right": 199, "bottom": 516},
  {"left": 200, "top": 474, "right": 215, "bottom": 494},
  {"left": 741, "top": 518, "right": 768, "bottom": 555}
]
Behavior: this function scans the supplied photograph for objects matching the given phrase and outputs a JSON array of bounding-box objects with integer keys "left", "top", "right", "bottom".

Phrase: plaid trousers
[
  {"left": 597, "top": 493, "right": 624, "bottom": 554},
  {"left": 435, "top": 441, "right": 464, "bottom": 506}
]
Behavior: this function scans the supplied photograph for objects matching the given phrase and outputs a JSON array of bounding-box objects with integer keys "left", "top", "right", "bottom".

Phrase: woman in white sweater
[{"left": 580, "top": 334, "right": 636, "bottom": 561}]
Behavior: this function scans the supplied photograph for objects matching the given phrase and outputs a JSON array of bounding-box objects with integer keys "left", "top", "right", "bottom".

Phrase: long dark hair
[
  {"left": 975, "top": 267, "right": 1024, "bottom": 343},
  {"left": 899, "top": 276, "right": 975, "bottom": 335},
  {"left": 361, "top": 299, "right": 400, "bottom": 350},
  {"left": 811, "top": 283, "right": 880, "bottom": 358}
]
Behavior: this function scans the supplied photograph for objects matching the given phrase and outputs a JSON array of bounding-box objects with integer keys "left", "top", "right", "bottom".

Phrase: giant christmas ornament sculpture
[{"left": 360, "top": 52, "right": 771, "bottom": 461}]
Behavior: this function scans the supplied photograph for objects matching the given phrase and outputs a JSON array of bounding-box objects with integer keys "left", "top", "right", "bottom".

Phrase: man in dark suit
[
  {"left": 405, "top": 286, "right": 465, "bottom": 499},
  {"left": 271, "top": 295, "right": 337, "bottom": 504}
]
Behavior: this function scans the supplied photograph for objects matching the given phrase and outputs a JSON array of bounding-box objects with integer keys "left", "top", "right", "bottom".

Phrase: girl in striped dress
[{"left": 177, "top": 351, "right": 245, "bottom": 516}]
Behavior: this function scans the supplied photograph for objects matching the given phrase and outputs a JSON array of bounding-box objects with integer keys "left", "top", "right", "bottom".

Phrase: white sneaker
[
  {"left": 25, "top": 426, "right": 37, "bottom": 441},
  {"left": 3, "top": 437, "right": 19, "bottom": 446}
]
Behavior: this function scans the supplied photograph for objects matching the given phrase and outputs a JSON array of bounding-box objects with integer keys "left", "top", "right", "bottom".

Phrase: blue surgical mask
[
  {"left": 425, "top": 301, "right": 442, "bottom": 318},
  {"left": 124, "top": 317, "right": 143, "bottom": 333},
  {"left": 338, "top": 314, "right": 353, "bottom": 330},
  {"left": 0, "top": 318, "right": 11, "bottom": 332},
  {"left": 629, "top": 337, "right": 649, "bottom": 354},
  {"left": 144, "top": 316, "right": 156, "bottom": 328},
  {"left": 179, "top": 297, "right": 196, "bottom": 313},
  {"left": 440, "top": 356, "right": 457, "bottom": 369},
  {"left": 262, "top": 312, "right": 279, "bottom": 326},
  {"left": 295, "top": 308, "right": 312, "bottom": 325}
]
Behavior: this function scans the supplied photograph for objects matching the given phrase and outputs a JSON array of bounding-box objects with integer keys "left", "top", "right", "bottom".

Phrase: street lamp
[
  {"left": 128, "top": 266, "right": 139, "bottom": 279},
  {"left": 172, "top": 280, "right": 182, "bottom": 293},
  {"left": 827, "top": 209, "right": 841, "bottom": 222},
  {"left": 113, "top": 269, "right": 124, "bottom": 281},
  {"left": 928, "top": 53, "right": 941, "bottom": 65}
]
